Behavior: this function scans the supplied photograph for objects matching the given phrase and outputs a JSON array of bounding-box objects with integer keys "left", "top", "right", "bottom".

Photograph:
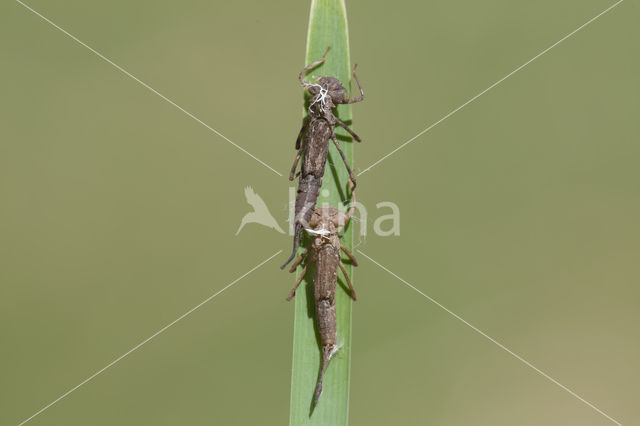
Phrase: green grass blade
[{"left": 289, "top": 1, "right": 355, "bottom": 425}]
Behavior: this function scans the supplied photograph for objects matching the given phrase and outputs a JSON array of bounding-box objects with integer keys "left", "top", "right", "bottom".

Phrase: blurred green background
[{"left": 1, "top": 0, "right": 638, "bottom": 425}]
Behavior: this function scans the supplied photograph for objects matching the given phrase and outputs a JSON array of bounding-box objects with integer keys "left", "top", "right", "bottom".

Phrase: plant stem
[{"left": 289, "top": 1, "right": 355, "bottom": 425}]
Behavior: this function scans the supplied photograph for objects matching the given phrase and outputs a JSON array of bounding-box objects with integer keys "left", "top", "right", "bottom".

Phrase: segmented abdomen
[
  {"left": 293, "top": 117, "right": 332, "bottom": 229},
  {"left": 314, "top": 244, "right": 339, "bottom": 345},
  {"left": 301, "top": 118, "right": 332, "bottom": 179},
  {"left": 294, "top": 176, "right": 322, "bottom": 229}
]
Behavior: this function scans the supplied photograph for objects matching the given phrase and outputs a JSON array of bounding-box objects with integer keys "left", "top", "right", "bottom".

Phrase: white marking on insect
[
  {"left": 330, "top": 339, "right": 343, "bottom": 359},
  {"left": 305, "top": 227, "right": 330, "bottom": 236},
  {"left": 308, "top": 83, "right": 329, "bottom": 113}
]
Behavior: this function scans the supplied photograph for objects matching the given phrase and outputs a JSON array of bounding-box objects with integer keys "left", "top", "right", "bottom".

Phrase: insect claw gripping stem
[
  {"left": 298, "top": 46, "right": 330, "bottom": 89},
  {"left": 346, "top": 64, "right": 365, "bottom": 104}
]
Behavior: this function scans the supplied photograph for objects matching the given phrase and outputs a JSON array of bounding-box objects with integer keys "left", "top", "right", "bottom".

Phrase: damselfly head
[{"left": 315, "top": 76, "right": 347, "bottom": 104}]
